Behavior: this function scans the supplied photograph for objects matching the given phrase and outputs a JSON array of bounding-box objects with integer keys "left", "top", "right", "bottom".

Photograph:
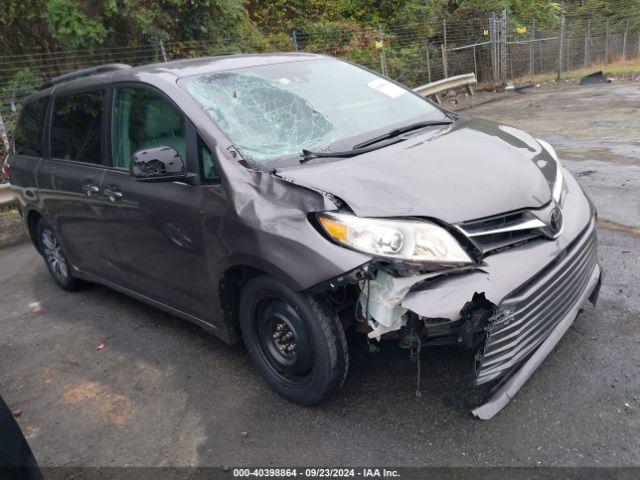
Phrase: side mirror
[{"left": 131, "top": 146, "right": 186, "bottom": 182}]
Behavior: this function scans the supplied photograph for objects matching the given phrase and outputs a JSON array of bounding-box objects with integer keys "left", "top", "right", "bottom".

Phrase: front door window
[{"left": 112, "top": 87, "right": 186, "bottom": 169}]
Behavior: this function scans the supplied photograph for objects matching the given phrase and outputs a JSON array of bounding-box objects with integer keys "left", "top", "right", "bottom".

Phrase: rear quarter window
[
  {"left": 14, "top": 97, "right": 49, "bottom": 157},
  {"left": 51, "top": 90, "right": 104, "bottom": 164}
]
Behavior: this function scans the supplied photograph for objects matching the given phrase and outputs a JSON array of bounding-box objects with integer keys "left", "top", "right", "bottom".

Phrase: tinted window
[
  {"left": 51, "top": 91, "right": 104, "bottom": 164},
  {"left": 14, "top": 97, "right": 48, "bottom": 156},
  {"left": 113, "top": 87, "right": 186, "bottom": 170}
]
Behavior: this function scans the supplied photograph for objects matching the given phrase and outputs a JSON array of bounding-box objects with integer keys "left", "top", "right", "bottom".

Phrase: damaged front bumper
[
  {"left": 355, "top": 172, "right": 600, "bottom": 419},
  {"left": 472, "top": 262, "right": 600, "bottom": 419}
]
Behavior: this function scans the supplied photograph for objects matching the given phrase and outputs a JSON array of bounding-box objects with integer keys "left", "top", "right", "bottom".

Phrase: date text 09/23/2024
[{"left": 232, "top": 468, "right": 401, "bottom": 478}]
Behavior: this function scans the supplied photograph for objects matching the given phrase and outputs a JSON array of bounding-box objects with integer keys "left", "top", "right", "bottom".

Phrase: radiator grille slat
[
  {"left": 475, "top": 221, "right": 597, "bottom": 385},
  {"left": 483, "top": 241, "right": 595, "bottom": 352},
  {"left": 480, "top": 257, "right": 594, "bottom": 371},
  {"left": 483, "top": 268, "right": 593, "bottom": 365},
  {"left": 458, "top": 210, "right": 546, "bottom": 255}
]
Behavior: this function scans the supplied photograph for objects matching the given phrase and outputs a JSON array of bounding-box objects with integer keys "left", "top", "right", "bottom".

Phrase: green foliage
[
  {"left": 42, "top": 0, "right": 108, "bottom": 48},
  {"left": 445, "top": 0, "right": 562, "bottom": 23},
  {"left": 0, "top": 0, "right": 262, "bottom": 57},
  {"left": 386, "top": 45, "right": 431, "bottom": 88},
  {"left": 0, "top": 69, "right": 43, "bottom": 98},
  {"left": 0, "top": 0, "right": 629, "bottom": 121},
  {"left": 0, "top": 0, "right": 574, "bottom": 62},
  {"left": 0, "top": 69, "right": 44, "bottom": 144},
  {"left": 0, "top": 0, "right": 632, "bottom": 150},
  {"left": 564, "top": 0, "right": 640, "bottom": 18},
  {"left": 389, "top": 1, "right": 442, "bottom": 34}
]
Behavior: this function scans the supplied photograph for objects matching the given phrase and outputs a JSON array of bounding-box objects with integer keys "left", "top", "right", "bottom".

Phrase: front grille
[
  {"left": 458, "top": 210, "right": 547, "bottom": 255},
  {"left": 475, "top": 221, "right": 598, "bottom": 385}
]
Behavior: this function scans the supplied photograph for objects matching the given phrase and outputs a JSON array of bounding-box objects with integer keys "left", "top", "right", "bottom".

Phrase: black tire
[
  {"left": 238, "top": 275, "right": 349, "bottom": 405},
  {"left": 37, "top": 219, "right": 79, "bottom": 291}
]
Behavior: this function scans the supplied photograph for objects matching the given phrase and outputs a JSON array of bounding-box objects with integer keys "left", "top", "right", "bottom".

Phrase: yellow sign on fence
[{"left": 516, "top": 26, "right": 527, "bottom": 34}]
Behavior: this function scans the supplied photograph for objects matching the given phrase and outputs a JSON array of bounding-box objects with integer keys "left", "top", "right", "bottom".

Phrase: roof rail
[{"left": 39, "top": 63, "right": 132, "bottom": 90}]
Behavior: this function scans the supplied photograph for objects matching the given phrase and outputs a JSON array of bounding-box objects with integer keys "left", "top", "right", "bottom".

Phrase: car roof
[
  {"left": 28, "top": 53, "right": 326, "bottom": 100},
  {"left": 130, "top": 52, "right": 324, "bottom": 77}
]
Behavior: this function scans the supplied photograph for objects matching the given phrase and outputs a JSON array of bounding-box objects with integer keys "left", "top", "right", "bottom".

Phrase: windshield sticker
[{"left": 366, "top": 79, "right": 406, "bottom": 99}]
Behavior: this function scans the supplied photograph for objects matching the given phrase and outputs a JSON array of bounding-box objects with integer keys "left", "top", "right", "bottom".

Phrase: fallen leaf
[
  {"left": 240, "top": 431, "right": 248, "bottom": 437},
  {"left": 12, "top": 409, "right": 22, "bottom": 417},
  {"left": 96, "top": 343, "right": 106, "bottom": 351}
]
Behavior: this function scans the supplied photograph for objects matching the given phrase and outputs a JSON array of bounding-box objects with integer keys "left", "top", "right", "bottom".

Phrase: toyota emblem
[{"left": 549, "top": 207, "right": 563, "bottom": 235}]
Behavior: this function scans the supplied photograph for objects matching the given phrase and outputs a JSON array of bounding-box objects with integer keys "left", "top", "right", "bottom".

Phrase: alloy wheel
[{"left": 41, "top": 228, "right": 69, "bottom": 282}]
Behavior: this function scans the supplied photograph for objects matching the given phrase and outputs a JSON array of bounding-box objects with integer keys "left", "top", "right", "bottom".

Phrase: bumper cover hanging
[{"left": 472, "top": 263, "right": 601, "bottom": 420}]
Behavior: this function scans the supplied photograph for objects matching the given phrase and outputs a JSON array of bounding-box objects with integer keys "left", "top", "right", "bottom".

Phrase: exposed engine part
[
  {"left": 306, "top": 265, "right": 368, "bottom": 295},
  {"left": 365, "top": 339, "right": 380, "bottom": 353},
  {"left": 414, "top": 341, "right": 423, "bottom": 399},
  {"left": 306, "top": 265, "right": 368, "bottom": 333},
  {"left": 358, "top": 270, "right": 432, "bottom": 340},
  {"left": 402, "top": 314, "right": 424, "bottom": 398},
  {"left": 310, "top": 263, "right": 460, "bottom": 342},
  {"left": 399, "top": 313, "right": 422, "bottom": 350},
  {"left": 359, "top": 270, "right": 406, "bottom": 333},
  {"left": 458, "top": 292, "right": 496, "bottom": 349}
]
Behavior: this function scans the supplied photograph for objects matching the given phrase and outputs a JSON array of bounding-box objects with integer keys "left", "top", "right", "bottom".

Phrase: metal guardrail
[
  {"left": 0, "top": 183, "right": 15, "bottom": 207},
  {"left": 413, "top": 73, "right": 477, "bottom": 103}
]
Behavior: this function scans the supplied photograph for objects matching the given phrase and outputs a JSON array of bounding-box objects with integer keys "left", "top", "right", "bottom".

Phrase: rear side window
[
  {"left": 14, "top": 97, "right": 49, "bottom": 157},
  {"left": 51, "top": 90, "right": 104, "bottom": 164}
]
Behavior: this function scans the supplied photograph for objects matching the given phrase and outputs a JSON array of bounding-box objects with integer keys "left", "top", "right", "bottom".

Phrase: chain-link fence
[
  {"left": 426, "top": 11, "right": 640, "bottom": 85},
  {"left": 2, "top": 9, "right": 640, "bottom": 163}
]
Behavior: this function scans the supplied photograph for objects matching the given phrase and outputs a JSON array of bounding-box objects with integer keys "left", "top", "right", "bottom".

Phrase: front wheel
[
  {"left": 238, "top": 275, "right": 349, "bottom": 405},
  {"left": 37, "top": 219, "right": 79, "bottom": 291}
]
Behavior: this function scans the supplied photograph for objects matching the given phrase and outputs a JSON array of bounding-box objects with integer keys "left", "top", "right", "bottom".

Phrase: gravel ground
[{"left": 0, "top": 81, "right": 639, "bottom": 468}]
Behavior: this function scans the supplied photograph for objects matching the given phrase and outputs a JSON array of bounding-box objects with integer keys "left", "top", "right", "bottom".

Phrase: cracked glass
[{"left": 180, "top": 58, "right": 445, "bottom": 167}]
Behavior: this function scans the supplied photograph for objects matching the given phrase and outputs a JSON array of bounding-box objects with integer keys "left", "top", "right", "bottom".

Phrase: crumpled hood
[{"left": 277, "top": 117, "right": 557, "bottom": 224}]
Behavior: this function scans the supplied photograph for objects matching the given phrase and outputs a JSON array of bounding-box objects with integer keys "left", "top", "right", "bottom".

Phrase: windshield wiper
[
  {"left": 300, "top": 136, "right": 406, "bottom": 163},
  {"left": 300, "top": 118, "right": 456, "bottom": 164},
  {"left": 352, "top": 119, "right": 454, "bottom": 150}
]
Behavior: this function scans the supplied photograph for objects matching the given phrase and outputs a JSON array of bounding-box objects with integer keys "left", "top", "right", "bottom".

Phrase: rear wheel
[
  {"left": 238, "top": 275, "right": 349, "bottom": 405},
  {"left": 37, "top": 220, "right": 79, "bottom": 291}
]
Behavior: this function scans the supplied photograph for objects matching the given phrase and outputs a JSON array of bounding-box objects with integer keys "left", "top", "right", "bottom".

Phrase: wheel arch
[
  {"left": 218, "top": 255, "right": 307, "bottom": 341},
  {"left": 25, "top": 208, "right": 44, "bottom": 254}
]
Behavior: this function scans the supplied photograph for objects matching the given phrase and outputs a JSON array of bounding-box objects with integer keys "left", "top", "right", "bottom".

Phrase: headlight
[
  {"left": 537, "top": 139, "right": 564, "bottom": 203},
  {"left": 317, "top": 212, "right": 473, "bottom": 265}
]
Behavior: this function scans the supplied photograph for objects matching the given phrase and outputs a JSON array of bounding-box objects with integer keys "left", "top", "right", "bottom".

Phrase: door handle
[
  {"left": 103, "top": 186, "right": 123, "bottom": 202},
  {"left": 82, "top": 183, "right": 100, "bottom": 197}
]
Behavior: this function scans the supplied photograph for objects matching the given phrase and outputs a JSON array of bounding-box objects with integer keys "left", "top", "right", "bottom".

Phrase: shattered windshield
[{"left": 180, "top": 58, "right": 446, "bottom": 166}]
